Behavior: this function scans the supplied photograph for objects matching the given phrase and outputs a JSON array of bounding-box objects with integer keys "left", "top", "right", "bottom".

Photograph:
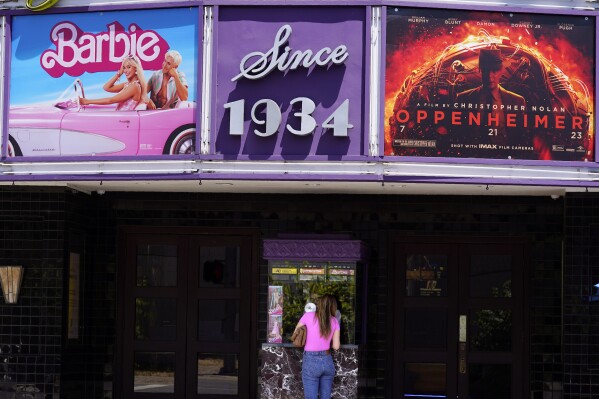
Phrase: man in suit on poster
[{"left": 456, "top": 47, "right": 526, "bottom": 144}]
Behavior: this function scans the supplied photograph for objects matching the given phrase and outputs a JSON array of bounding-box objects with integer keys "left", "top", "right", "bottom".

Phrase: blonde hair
[
  {"left": 165, "top": 50, "right": 182, "bottom": 67},
  {"left": 316, "top": 294, "right": 337, "bottom": 338},
  {"left": 122, "top": 55, "right": 148, "bottom": 104}
]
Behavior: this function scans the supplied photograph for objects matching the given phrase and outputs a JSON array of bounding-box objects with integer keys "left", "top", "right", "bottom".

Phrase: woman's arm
[
  {"left": 331, "top": 329, "right": 341, "bottom": 350},
  {"left": 103, "top": 68, "right": 126, "bottom": 93},
  {"left": 80, "top": 83, "right": 140, "bottom": 106}
]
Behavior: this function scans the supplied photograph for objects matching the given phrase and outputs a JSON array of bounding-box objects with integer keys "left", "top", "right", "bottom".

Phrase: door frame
[
  {"left": 114, "top": 226, "right": 260, "bottom": 399},
  {"left": 387, "top": 235, "right": 530, "bottom": 399}
]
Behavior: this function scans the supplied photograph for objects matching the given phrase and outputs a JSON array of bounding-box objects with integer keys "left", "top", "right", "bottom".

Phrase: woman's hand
[
  {"left": 147, "top": 99, "right": 157, "bottom": 110},
  {"left": 79, "top": 97, "right": 89, "bottom": 106}
]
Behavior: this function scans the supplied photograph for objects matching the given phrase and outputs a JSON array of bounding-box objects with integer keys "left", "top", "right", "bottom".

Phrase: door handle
[
  {"left": 459, "top": 315, "right": 467, "bottom": 374},
  {"left": 119, "top": 119, "right": 130, "bottom": 124},
  {"left": 459, "top": 343, "right": 467, "bottom": 374}
]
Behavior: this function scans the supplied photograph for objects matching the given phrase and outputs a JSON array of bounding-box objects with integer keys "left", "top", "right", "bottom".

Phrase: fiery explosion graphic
[{"left": 385, "top": 14, "right": 594, "bottom": 161}]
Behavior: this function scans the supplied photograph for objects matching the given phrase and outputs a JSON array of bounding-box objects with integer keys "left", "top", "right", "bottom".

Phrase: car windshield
[{"left": 54, "top": 79, "right": 83, "bottom": 109}]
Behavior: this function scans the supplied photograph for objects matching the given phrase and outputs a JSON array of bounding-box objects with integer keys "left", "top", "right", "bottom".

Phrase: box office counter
[{"left": 259, "top": 343, "right": 359, "bottom": 399}]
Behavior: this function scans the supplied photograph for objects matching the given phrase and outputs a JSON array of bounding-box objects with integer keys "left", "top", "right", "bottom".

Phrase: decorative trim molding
[{"left": 263, "top": 239, "right": 367, "bottom": 261}]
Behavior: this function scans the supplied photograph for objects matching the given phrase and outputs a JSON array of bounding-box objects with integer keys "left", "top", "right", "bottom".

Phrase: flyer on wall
[
  {"left": 7, "top": 7, "right": 198, "bottom": 159},
  {"left": 268, "top": 285, "right": 283, "bottom": 315},
  {"left": 268, "top": 315, "right": 283, "bottom": 343},
  {"left": 385, "top": 8, "right": 595, "bottom": 161}
]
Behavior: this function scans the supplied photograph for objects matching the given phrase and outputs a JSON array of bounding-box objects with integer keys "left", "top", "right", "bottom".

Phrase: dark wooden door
[
  {"left": 391, "top": 236, "right": 528, "bottom": 399},
  {"left": 119, "top": 228, "right": 256, "bottom": 399}
]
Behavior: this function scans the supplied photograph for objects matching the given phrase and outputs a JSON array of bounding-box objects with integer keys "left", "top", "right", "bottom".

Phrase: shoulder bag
[{"left": 291, "top": 325, "right": 307, "bottom": 348}]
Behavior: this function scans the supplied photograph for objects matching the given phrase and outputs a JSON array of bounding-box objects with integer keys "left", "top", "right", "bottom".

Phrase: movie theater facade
[{"left": 0, "top": 0, "right": 598, "bottom": 398}]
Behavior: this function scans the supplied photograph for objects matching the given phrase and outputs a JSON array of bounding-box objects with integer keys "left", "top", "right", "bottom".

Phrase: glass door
[
  {"left": 119, "top": 229, "right": 255, "bottom": 398},
  {"left": 459, "top": 243, "right": 524, "bottom": 399},
  {"left": 186, "top": 236, "right": 252, "bottom": 398},
  {"left": 392, "top": 237, "right": 527, "bottom": 399}
]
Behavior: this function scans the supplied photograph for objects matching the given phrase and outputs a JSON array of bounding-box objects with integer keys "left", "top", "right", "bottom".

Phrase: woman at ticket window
[
  {"left": 293, "top": 294, "right": 341, "bottom": 399},
  {"left": 79, "top": 55, "right": 148, "bottom": 111}
]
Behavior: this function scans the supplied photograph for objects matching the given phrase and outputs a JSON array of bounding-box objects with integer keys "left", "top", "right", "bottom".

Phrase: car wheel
[
  {"left": 164, "top": 125, "right": 196, "bottom": 155},
  {"left": 7, "top": 136, "right": 22, "bottom": 157}
]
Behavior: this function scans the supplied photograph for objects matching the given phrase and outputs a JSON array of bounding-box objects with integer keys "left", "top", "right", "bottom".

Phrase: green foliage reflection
[
  {"left": 470, "top": 280, "right": 512, "bottom": 351},
  {"left": 281, "top": 281, "right": 356, "bottom": 344}
]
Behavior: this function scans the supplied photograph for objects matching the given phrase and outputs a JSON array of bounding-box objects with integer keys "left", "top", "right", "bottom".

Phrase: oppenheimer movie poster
[{"left": 385, "top": 8, "right": 595, "bottom": 161}]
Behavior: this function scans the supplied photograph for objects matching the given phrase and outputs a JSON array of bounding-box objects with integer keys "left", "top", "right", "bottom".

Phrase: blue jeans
[{"left": 301, "top": 351, "right": 336, "bottom": 399}]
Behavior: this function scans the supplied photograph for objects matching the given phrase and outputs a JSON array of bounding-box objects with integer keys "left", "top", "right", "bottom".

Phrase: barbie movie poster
[
  {"left": 268, "top": 315, "right": 283, "bottom": 343},
  {"left": 385, "top": 8, "right": 595, "bottom": 161},
  {"left": 7, "top": 8, "right": 198, "bottom": 159},
  {"left": 268, "top": 285, "right": 283, "bottom": 315}
]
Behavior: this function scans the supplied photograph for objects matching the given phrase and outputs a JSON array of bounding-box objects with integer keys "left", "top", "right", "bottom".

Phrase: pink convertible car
[{"left": 8, "top": 80, "right": 197, "bottom": 157}]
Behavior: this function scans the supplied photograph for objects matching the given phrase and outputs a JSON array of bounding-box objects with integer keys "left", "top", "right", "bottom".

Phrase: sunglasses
[{"left": 124, "top": 54, "right": 139, "bottom": 63}]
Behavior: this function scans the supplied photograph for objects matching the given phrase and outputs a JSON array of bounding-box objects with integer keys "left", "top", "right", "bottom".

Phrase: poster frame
[
  {"left": 1, "top": 2, "right": 203, "bottom": 162},
  {"left": 381, "top": 1, "right": 598, "bottom": 165},
  {"left": 209, "top": 3, "right": 370, "bottom": 161}
]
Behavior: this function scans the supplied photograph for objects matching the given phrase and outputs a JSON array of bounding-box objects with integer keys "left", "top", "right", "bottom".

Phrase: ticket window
[{"left": 267, "top": 260, "right": 358, "bottom": 345}]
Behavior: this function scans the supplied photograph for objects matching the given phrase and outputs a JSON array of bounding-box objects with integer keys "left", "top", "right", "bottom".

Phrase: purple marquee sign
[{"left": 214, "top": 7, "right": 366, "bottom": 159}]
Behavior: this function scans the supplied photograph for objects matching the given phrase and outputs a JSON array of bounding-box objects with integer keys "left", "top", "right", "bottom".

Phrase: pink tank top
[
  {"left": 299, "top": 312, "right": 339, "bottom": 351},
  {"left": 115, "top": 81, "right": 141, "bottom": 111}
]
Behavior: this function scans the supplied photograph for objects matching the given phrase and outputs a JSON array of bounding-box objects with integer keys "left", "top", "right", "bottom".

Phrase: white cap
[{"left": 304, "top": 302, "right": 316, "bottom": 313}]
